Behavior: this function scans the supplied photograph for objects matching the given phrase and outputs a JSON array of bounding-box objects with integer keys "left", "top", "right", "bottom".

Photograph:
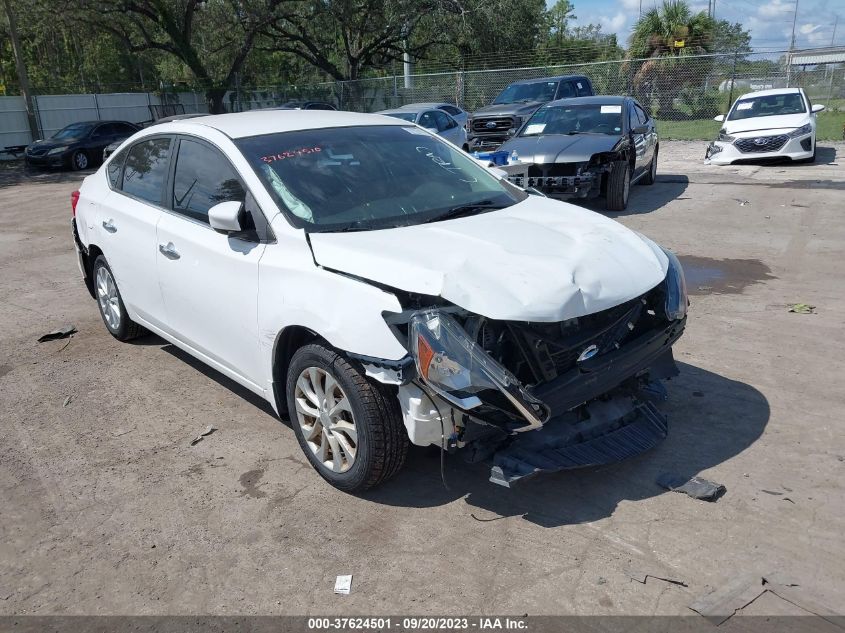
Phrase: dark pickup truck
[{"left": 468, "top": 75, "right": 594, "bottom": 151}]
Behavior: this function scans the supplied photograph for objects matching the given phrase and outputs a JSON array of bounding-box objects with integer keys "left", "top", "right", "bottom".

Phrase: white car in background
[
  {"left": 376, "top": 106, "right": 468, "bottom": 149},
  {"left": 396, "top": 102, "right": 469, "bottom": 128},
  {"left": 706, "top": 88, "right": 824, "bottom": 165},
  {"left": 71, "top": 111, "right": 687, "bottom": 492}
]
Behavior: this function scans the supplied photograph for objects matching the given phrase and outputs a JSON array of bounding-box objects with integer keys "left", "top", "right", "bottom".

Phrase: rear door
[
  {"left": 627, "top": 102, "right": 649, "bottom": 177},
  {"left": 96, "top": 136, "right": 173, "bottom": 327},
  {"left": 155, "top": 136, "right": 267, "bottom": 388},
  {"left": 633, "top": 101, "right": 657, "bottom": 170}
]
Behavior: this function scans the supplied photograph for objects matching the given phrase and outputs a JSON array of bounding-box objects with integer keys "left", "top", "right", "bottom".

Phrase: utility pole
[
  {"left": 832, "top": 15, "right": 839, "bottom": 46},
  {"left": 2, "top": 0, "right": 39, "bottom": 139},
  {"left": 789, "top": 0, "right": 799, "bottom": 50},
  {"left": 787, "top": 0, "right": 799, "bottom": 87}
]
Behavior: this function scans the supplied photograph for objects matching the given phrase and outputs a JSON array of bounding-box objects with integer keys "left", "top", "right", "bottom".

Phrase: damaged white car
[{"left": 72, "top": 110, "right": 688, "bottom": 491}]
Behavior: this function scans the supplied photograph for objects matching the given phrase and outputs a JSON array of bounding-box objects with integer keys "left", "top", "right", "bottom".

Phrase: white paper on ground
[{"left": 334, "top": 575, "right": 353, "bottom": 595}]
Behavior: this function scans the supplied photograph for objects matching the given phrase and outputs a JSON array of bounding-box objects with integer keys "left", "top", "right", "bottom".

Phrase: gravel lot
[{"left": 1, "top": 142, "right": 844, "bottom": 618}]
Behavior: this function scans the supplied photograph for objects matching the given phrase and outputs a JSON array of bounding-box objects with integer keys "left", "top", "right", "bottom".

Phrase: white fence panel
[
  {"left": 95, "top": 93, "right": 154, "bottom": 125},
  {"left": 34, "top": 94, "right": 99, "bottom": 137},
  {"left": 0, "top": 96, "right": 31, "bottom": 150}
]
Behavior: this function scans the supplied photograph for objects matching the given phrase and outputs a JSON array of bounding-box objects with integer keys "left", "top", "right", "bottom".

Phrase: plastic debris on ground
[
  {"left": 334, "top": 575, "right": 352, "bottom": 595},
  {"left": 788, "top": 303, "right": 816, "bottom": 314},
  {"left": 657, "top": 473, "right": 726, "bottom": 501},
  {"left": 38, "top": 325, "right": 77, "bottom": 342},
  {"left": 190, "top": 425, "right": 216, "bottom": 446}
]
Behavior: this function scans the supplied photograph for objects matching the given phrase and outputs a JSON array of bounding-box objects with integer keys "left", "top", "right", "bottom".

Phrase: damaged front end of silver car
[{"left": 388, "top": 250, "right": 688, "bottom": 487}]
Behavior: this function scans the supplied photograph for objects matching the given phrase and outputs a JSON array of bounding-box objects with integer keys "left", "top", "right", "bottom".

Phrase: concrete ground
[{"left": 1, "top": 142, "right": 843, "bottom": 618}]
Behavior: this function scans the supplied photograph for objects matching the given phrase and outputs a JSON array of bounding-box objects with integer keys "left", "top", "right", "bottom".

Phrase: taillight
[{"left": 71, "top": 190, "right": 80, "bottom": 217}]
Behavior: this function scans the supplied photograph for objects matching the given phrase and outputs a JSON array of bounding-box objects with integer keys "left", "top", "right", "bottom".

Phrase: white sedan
[
  {"left": 376, "top": 106, "right": 468, "bottom": 149},
  {"left": 72, "top": 110, "right": 688, "bottom": 491},
  {"left": 706, "top": 88, "right": 824, "bottom": 165}
]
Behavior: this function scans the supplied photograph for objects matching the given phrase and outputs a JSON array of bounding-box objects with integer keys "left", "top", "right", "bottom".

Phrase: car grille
[
  {"left": 734, "top": 135, "right": 788, "bottom": 153},
  {"left": 472, "top": 117, "right": 514, "bottom": 134},
  {"left": 527, "top": 163, "right": 579, "bottom": 177}
]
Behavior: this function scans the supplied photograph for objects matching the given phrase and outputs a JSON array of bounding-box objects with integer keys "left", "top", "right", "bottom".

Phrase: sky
[{"left": 556, "top": 0, "right": 844, "bottom": 51}]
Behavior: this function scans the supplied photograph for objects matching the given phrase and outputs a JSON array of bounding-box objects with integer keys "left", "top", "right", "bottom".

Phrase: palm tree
[{"left": 628, "top": 0, "right": 716, "bottom": 116}]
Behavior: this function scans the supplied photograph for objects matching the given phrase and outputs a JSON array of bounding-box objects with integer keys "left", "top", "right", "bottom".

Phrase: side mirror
[
  {"left": 714, "top": 114, "right": 725, "bottom": 122},
  {"left": 208, "top": 200, "right": 244, "bottom": 234},
  {"left": 812, "top": 104, "right": 825, "bottom": 113},
  {"left": 632, "top": 125, "right": 649, "bottom": 135}
]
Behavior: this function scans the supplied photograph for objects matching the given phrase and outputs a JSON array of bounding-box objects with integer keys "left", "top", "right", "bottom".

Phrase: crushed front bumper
[
  {"left": 485, "top": 319, "right": 685, "bottom": 486},
  {"left": 501, "top": 163, "right": 602, "bottom": 199}
]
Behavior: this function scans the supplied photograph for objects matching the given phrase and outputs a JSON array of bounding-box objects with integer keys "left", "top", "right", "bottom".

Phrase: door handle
[
  {"left": 158, "top": 242, "right": 180, "bottom": 260},
  {"left": 102, "top": 219, "right": 117, "bottom": 233}
]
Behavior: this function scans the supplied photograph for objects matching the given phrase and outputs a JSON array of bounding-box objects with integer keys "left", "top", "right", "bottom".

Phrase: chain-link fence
[{"left": 232, "top": 48, "right": 845, "bottom": 140}]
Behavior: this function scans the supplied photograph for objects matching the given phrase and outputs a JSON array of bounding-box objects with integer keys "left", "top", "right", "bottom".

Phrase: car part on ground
[
  {"left": 497, "top": 96, "right": 658, "bottom": 211},
  {"left": 705, "top": 88, "right": 822, "bottom": 165},
  {"left": 467, "top": 75, "right": 594, "bottom": 152},
  {"left": 73, "top": 110, "right": 687, "bottom": 492}
]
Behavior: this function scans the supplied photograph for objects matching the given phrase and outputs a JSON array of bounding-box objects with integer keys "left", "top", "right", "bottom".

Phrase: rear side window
[
  {"left": 172, "top": 138, "right": 245, "bottom": 223},
  {"left": 557, "top": 82, "right": 576, "bottom": 99},
  {"left": 107, "top": 148, "right": 128, "bottom": 188},
  {"left": 121, "top": 138, "right": 172, "bottom": 206},
  {"left": 113, "top": 123, "right": 138, "bottom": 136}
]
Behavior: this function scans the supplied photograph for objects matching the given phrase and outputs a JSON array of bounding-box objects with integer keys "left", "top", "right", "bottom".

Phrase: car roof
[
  {"left": 737, "top": 88, "right": 803, "bottom": 99},
  {"left": 157, "top": 110, "right": 407, "bottom": 139},
  {"left": 509, "top": 74, "right": 589, "bottom": 85},
  {"left": 544, "top": 95, "right": 627, "bottom": 107},
  {"left": 379, "top": 106, "right": 438, "bottom": 115},
  {"left": 397, "top": 102, "right": 458, "bottom": 110}
]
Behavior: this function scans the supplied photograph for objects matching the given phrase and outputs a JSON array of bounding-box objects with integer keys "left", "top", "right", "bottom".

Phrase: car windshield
[
  {"left": 384, "top": 112, "right": 417, "bottom": 122},
  {"left": 236, "top": 125, "right": 525, "bottom": 232},
  {"left": 53, "top": 123, "right": 93, "bottom": 139},
  {"left": 728, "top": 93, "right": 807, "bottom": 120},
  {"left": 493, "top": 81, "right": 559, "bottom": 105},
  {"left": 520, "top": 103, "right": 624, "bottom": 136}
]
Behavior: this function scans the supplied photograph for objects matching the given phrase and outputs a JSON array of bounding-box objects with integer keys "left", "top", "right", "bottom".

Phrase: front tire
[
  {"left": 92, "top": 256, "right": 145, "bottom": 341},
  {"left": 606, "top": 160, "right": 631, "bottom": 211},
  {"left": 286, "top": 344, "right": 408, "bottom": 492},
  {"left": 71, "top": 150, "right": 89, "bottom": 171}
]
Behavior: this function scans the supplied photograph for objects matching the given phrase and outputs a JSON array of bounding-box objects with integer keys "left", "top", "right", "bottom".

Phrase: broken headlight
[
  {"left": 662, "top": 248, "right": 688, "bottom": 321},
  {"left": 409, "top": 310, "right": 547, "bottom": 430},
  {"left": 716, "top": 129, "right": 735, "bottom": 142}
]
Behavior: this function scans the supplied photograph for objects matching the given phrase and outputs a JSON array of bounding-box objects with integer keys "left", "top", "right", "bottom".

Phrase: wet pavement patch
[
  {"left": 679, "top": 256, "right": 776, "bottom": 295},
  {"left": 239, "top": 468, "right": 268, "bottom": 498}
]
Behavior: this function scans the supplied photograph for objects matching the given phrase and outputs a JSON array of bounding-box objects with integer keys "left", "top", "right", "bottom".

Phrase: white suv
[{"left": 72, "top": 111, "right": 688, "bottom": 491}]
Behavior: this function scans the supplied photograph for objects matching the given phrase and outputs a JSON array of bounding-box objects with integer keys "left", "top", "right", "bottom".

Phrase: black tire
[
  {"left": 92, "top": 255, "right": 145, "bottom": 341},
  {"left": 286, "top": 343, "right": 408, "bottom": 492},
  {"left": 606, "top": 160, "right": 631, "bottom": 211},
  {"left": 70, "top": 150, "right": 89, "bottom": 171},
  {"left": 640, "top": 147, "right": 658, "bottom": 185}
]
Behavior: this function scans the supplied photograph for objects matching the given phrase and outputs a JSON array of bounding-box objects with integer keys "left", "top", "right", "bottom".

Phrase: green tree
[
  {"left": 544, "top": 0, "right": 575, "bottom": 50},
  {"left": 628, "top": 0, "right": 717, "bottom": 115}
]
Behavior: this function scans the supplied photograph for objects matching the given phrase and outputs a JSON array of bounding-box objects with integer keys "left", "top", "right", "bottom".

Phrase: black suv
[{"left": 468, "top": 75, "right": 594, "bottom": 151}]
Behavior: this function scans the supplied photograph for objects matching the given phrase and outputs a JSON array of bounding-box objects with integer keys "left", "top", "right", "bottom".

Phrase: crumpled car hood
[
  {"left": 308, "top": 197, "right": 668, "bottom": 322},
  {"left": 499, "top": 134, "right": 622, "bottom": 164}
]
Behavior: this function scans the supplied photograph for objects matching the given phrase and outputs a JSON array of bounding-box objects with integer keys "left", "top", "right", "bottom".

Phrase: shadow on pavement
[
  {"left": 580, "top": 174, "right": 690, "bottom": 217},
  {"left": 366, "top": 362, "right": 769, "bottom": 527},
  {"left": 0, "top": 160, "right": 91, "bottom": 188}
]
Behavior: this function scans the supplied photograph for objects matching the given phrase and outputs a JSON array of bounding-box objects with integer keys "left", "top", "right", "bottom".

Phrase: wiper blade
[{"left": 425, "top": 200, "right": 506, "bottom": 223}]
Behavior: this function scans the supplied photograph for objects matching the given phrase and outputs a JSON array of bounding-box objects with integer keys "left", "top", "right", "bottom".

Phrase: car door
[
  {"left": 633, "top": 102, "right": 657, "bottom": 168},
  {"left": 155, "top": 136, "right": 267, "bottom": 389},
  {"left": 89, "top": 123, "right": 116, "bottom": 156},
  {"left": 432, "top": 110, "right": 462, "bottom": 145},
  {"left": 97, "top": 136, "right": 173, "bottom": 328},
  {"left": 627, "top": 102, "right": 648, "bottom": 177}
]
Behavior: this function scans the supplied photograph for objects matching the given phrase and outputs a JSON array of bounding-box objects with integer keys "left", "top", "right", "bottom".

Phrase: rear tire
[
  {"left": 92, "top": 256, "right": 145, "bottom": 341},
  {"left": 286, "top": 343, "right": 408, "bottom": 492},
  {"left": 640, "top": 147, "right": 658, "bottom": 185},
  {"left": 606, "top": 161, "right": 631, "bottom": 211}
]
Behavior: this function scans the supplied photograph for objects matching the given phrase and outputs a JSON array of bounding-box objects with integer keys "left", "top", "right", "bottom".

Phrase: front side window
[
  {"left": 521, "top": 103, "right": 624, "bottom": 137},
  {"left": 172, "top": 138, "right": 245, "bottom": 223},
  {"left": 121, "top": 138, "right": 172, "bottom": 206},
  {"left": 418, "top": 111, "right": 438, "bottom": 130},
  {"left": 236, "top": 125, "right": 526, "bottom": 232},
  {"left": 557, "top": 82, "right": 576, "bottom": 99},
  {"left": 493, "top": 81, "right": 559, "bottom": 105},
  {"left": 432, "top": 110, "right": 454, "bottom": 131},
  {"left": 634, "top": 104, "right": 649, "bottom": 125},
  {"left": 54, "top": 123, "right": 94, "bottom": 140},
  {"left": 728, "top": 92, "right": 807, "bottom": 121}
]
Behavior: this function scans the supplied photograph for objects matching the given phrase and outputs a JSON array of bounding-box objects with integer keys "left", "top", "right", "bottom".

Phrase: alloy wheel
[
  {"left": 96, "top": 265, "right": 121, "bottom": 330},
  {"left": 294, "top": 367, "right": 358, "bottom": 473},
  {"left": 74, "top": 152, "right": 88, "bottom": 170}
]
